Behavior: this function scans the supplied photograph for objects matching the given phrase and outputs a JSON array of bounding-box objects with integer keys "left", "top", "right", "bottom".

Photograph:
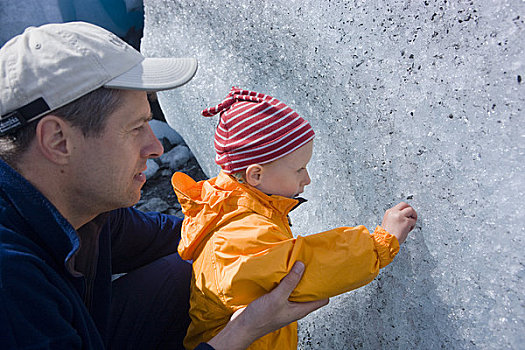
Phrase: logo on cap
[{"left": 0, "top": 112, "right": 23, "bottom": 136}]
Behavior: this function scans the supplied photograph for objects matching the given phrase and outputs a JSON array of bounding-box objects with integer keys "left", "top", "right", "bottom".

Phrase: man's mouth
[
  {"left": 134, "top": 166, "right": 148, "bottom": 182},
  {"left": 134, "top": 172, "right": 146, "bottom": 182}
]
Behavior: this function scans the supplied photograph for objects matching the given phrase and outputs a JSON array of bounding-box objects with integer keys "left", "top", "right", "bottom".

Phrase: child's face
[{"left": 255, "top": 141, "right": 313, "bottom": 198}]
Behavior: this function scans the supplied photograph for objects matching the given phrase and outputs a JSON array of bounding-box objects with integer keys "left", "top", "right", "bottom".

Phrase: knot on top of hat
[
  {"left": 201, "top": 87, "right": 316, "bottom": 174},
  {"left": 201, "top": 87, "right": 273, "bottom": 117}
]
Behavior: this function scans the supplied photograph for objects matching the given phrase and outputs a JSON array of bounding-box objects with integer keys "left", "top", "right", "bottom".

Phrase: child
[{"left": 172, "top": 87, "right": 417, "bottom": 350}]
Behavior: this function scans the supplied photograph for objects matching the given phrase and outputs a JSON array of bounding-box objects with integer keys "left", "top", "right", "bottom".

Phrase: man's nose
[{"left": 142, "top": 123, "right": 164, "bottom": 158}]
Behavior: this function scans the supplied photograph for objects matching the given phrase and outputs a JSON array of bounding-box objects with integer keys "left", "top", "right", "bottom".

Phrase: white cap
[{"left": 0, "top": 21, "right": 198, "bottom": 135}]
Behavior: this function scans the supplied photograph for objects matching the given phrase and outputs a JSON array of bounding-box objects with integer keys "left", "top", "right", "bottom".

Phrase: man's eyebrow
[
  {"left": 128, "top": 113, "right": 153, "bottom": 128},
  {"left": 136, "top": 113, "right": 153, "bottom": 124}
]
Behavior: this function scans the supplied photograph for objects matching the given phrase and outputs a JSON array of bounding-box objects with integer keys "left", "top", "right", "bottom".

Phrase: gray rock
[
  {"left": 150, "top": 119, "right": 184, "bottom": 147},
  {"left": 159, "top": 145, "right": 192, "bottom": 171},
  {"left": 135, "top": 197, "right": 169, "bottom": 213},
  {"left": 144, "top": 159, "right": 160, "bottom": 180},
  {"left": 167, "top": 208, "right": 184, "bottom": 218},
  {"left": 160, "top": 169, "right": 174, "bottom": 177}
]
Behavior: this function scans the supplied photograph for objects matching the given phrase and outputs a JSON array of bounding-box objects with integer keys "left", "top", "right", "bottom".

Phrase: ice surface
[{"left": 142, "top": 0, "right": 524, "bottom": 348}]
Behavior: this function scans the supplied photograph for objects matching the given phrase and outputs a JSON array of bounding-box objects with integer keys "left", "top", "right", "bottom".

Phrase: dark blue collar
[{"left": 0, "top": 159, "right": 80, "bottom": 270}]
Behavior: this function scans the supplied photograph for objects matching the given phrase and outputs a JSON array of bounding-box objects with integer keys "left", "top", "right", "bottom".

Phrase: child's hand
[{"left": 381, "top": 202, "right": 417, "bottom": 244}]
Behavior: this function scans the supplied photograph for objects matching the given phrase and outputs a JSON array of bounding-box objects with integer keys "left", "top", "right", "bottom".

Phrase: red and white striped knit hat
[{"left": 202, "top": 87, "right": 315, "bottom": 174}]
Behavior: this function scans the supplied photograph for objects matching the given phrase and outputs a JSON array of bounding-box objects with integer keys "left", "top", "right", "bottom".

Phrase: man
[{"left": 0, "top": 22, "right": 327, "bottom": 349}]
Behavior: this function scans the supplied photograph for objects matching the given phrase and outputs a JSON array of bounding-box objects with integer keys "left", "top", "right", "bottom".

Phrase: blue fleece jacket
[{"left": 0, "top": 159, "right": 209, "bottom": 349}]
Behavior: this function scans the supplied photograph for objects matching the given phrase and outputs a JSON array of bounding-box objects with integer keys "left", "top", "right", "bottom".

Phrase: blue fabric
[
  {"left": 0, "top": 159, "right": 194, "bottom": 349},
  {"left": 58, "top": 0, "right": 144, "bottom": 37},
  {"left": 109, "top": 252, "right": 192, "bottom": 349}
]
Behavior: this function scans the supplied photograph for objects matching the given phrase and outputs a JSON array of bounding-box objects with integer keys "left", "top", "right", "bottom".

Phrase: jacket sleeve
[
  {"left": 108, "top": 207, "right": 183, "bottom": 273},
  {"left": 211, "top": 214, "right": 400, "bottom": 307},
  {"left": 0, "top": 255, "right": 84, "bottom": 349}
]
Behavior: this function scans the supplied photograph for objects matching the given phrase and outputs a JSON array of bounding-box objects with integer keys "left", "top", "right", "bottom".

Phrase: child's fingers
[
  {"left": 401, "top": 205, "right": 417, "bottom": 220},
  {"left": 393, "top": 201, "right": 410, "bottom": 210},
  {"left": 408, "top": 215, "right": 418, "bottom": 231}
]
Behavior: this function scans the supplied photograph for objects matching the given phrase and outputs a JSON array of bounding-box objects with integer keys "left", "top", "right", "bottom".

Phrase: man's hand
[
  {"left": 381, "top": 201, "right": 418, "bottom": 244},
  {"left": 207, "top": 262, "right": 329, "bottom": 350}
]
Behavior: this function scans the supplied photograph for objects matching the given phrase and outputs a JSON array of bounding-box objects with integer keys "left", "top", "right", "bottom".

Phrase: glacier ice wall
[{"left": 142, "top": 0, "right": 524, "bottom": 348}]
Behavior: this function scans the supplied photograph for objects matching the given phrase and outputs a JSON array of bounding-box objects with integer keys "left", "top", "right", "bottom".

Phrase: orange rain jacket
[{"left": 172, "top": 171, "right": 400, "bottom": 350}]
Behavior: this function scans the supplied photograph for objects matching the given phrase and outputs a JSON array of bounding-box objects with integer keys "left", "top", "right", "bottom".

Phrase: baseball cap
[
  {"left": 0, "top": 21, "right": 198, "bottom": 136},
  {"left": 202, "top": 87, "right": 315, "bottom": 174}
]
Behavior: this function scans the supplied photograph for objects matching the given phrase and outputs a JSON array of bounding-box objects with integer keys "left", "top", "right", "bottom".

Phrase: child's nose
[{"left": 303, "top": 170, "right": 311, "bottom": 186}]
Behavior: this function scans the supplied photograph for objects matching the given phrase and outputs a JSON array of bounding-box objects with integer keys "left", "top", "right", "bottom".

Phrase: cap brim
[{"left": 104, "top": 57, "right": 198, "bottom": 91}]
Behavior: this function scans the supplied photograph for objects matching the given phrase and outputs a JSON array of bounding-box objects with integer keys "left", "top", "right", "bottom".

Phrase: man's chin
[{"left": 124, "top": 190, "right": 142, "bottom": 209}]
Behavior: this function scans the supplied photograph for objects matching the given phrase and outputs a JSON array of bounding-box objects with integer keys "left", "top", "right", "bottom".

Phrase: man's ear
[
  {"left": 245, "top": 164, "right": 264, "bottom": 186},
  {"left": 35, "top": 115, "right": 73, "bottom": 165}
]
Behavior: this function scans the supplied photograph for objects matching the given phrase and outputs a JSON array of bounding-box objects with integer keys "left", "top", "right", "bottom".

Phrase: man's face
[{"left": 70, "top": 90, "right": 163, "bottom": 212}]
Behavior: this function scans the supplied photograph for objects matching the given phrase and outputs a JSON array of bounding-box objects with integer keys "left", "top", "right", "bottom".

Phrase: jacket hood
[{"left": 172, "top": 171, "right": 300, "bottom": 260}]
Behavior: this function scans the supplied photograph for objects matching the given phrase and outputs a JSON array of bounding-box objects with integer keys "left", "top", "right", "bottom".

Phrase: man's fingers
[
  {"left": 289, "top": 298, "right": 329, "bottom": 319},
  {"left": 230, "top": 307, "right": 246, "bottom": 321},
  {"left": 275, "top": 262, "right": 305, "bottom": 299}
]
